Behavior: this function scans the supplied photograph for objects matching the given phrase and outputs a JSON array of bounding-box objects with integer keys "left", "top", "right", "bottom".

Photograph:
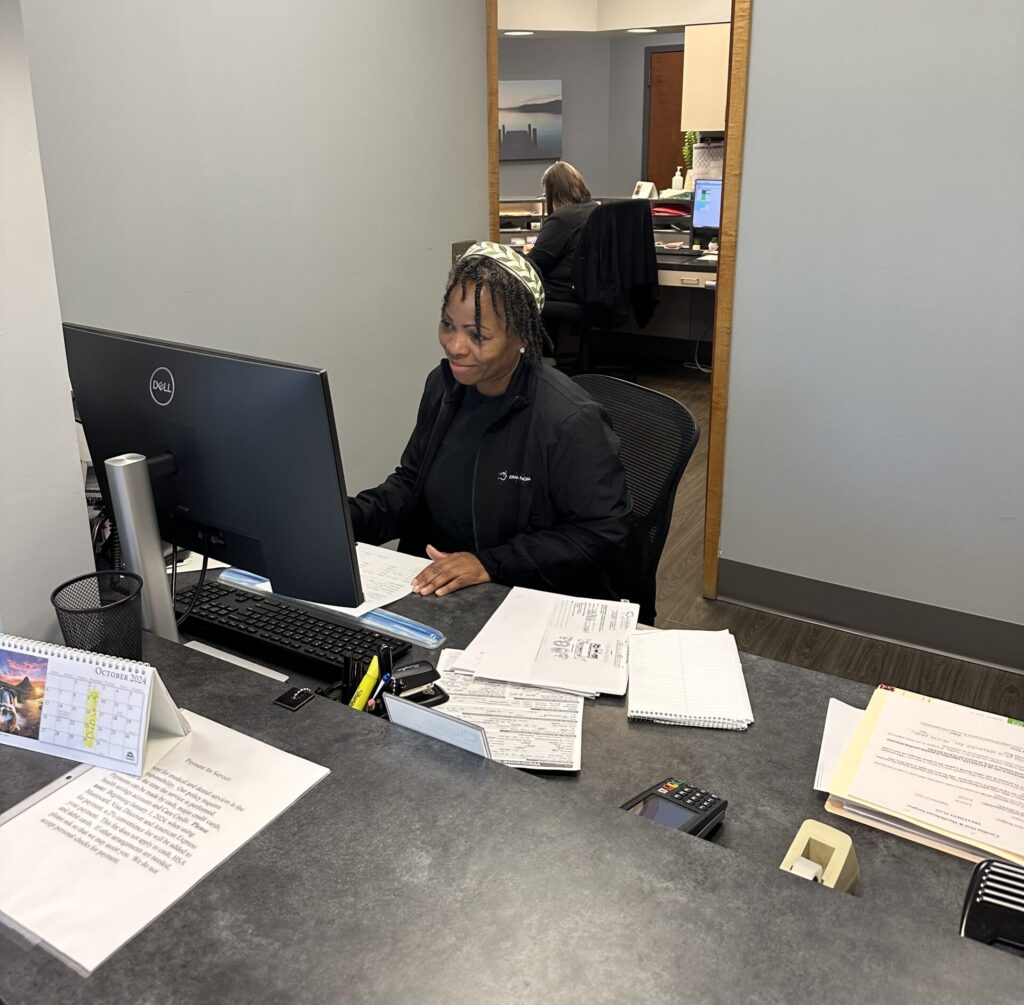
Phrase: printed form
[
  {"left": 219, "top": 543, "right": 430, "bottom": 618},
  {"left": 843, "top": 689, "right": 1024, "bottom": 860},
  {"left": 454, "top": 587, "right": 638, "bottom": 697},
  {"left": 438, "top": 650, "right": 583, "bottom": 771}
]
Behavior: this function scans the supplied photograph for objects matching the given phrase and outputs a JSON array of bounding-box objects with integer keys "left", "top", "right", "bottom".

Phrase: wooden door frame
[
  {"left": 640, "top": 44, "right": 684, "bottom": 186},
  {"left": 484, "top": 0, "right": 753, "bottom": 599},
  {"left": 701, "top": 0, "right": 751, "bottom": 597},
  {"left": 486, "top": 0, "right": 500, "bottom": 241}
]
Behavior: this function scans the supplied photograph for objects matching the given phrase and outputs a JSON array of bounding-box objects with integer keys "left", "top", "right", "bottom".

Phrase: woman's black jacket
[{"left": 349, "top": 359, "right": 632, "bottom": 600}]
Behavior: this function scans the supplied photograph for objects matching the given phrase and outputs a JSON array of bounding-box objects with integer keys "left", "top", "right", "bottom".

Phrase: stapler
[{"left": 385, "top": 661, "right": 448, "bottom": 708}]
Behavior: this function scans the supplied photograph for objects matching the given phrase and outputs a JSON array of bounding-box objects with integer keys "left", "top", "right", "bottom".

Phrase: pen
[
  {"left": 348, "top": 655, "right": 380, "bottom": 711},
  {"left": 370, "top": 673, "right": 392, "bottom": 703},
  {"left": 365, "top": 673, "right": 392, "bottom": 712}
]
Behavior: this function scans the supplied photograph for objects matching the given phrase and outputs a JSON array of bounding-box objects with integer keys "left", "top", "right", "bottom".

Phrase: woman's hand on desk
[{"left": 411, "top": 545, "right": 491, "bottom": 597}]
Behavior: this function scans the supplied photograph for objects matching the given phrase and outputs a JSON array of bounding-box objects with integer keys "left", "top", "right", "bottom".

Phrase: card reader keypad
[{"left": 658, "top": 778, "right": 722, "bottom": 814}]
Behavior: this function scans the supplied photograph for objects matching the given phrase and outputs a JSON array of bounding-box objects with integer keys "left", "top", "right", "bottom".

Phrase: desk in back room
[
  {"left": 589, "top": 252, "right": 717, "bottom": 362},
  {"left": 2, "top": 583, "right": 1019, "bottom": 1003}
]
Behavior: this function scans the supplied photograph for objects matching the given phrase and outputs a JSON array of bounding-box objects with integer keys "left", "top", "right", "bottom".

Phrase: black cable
[{"left": 174, "top": 528, "right": 211, "bottom": 627}]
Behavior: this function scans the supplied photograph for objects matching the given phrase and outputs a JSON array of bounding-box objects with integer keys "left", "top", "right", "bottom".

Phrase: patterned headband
[{"left": 459, "top": 241, "right": 545, "bottom": 312}]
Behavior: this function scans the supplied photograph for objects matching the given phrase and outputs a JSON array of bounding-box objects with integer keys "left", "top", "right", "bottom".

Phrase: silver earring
[{"left": 519, "top": 346, "right": 526, "bottom": 354}]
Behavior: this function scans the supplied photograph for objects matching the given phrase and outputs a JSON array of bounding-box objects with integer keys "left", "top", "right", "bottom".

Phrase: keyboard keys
[{"left": 174, "top": 583, "right": 410, "bottom": 681}]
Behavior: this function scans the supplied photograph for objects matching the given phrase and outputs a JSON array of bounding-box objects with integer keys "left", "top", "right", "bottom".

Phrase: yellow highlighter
[{"left": 348, "top": 655, "right": 380, "bottom": 711}]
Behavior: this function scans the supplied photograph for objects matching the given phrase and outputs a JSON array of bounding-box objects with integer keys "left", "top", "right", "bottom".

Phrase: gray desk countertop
[
  {"left": 1, "top": 584, "right": 1019, "bottom": 1003},
  {"left": 388, "top": 586, "right": 976, "bottom": 929}
]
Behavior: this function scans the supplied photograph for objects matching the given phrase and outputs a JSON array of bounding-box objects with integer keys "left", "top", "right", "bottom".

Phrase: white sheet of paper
[
  {"left": 319, "top": 543, "right": 431, "bottom": 617},
  {"left": 383, "top": 692, "right": 491, "bottom": 758},
  {"left": 0, "top": 710, "right": 328, "bottom": 975},
  {"left": 813, "top": 699, "right": 864, "bottom": 793},
  {"left": 454, "top": 588, "right": 637, "bottom": 696},
  {"left": 218, "top": 544, "right": 430, "bottom": 618},
  {"left": 437, "top": 649, "right": 583, "bottom": 771},
  {"left": 846, "top": 690, "right": 1024, "bottom": 859},
  {"left": 171, "top": 554, "right": 229, "bottom": 575}
]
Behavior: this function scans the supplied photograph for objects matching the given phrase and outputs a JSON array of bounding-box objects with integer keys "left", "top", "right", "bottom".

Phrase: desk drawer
[{"left": 658, "top": 269, "right": 717, "bottom": 289}]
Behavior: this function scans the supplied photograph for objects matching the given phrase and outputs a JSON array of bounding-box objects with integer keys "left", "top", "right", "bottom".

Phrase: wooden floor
[{"left": 631, "top": 363, "right": 1024, "bottom": 720}]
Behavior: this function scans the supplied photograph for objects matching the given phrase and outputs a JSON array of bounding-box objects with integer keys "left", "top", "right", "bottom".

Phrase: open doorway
[{"left": 486, "top": 1, "right": 751, "bottom": 612}]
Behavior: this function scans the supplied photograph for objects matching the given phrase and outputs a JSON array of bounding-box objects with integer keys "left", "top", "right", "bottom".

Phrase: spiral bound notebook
[
  {"left": 0, "top": 634, "right": 188, "bottom": 776},
  {"left": 627, "top": 630, "right": 754, "bottom": 730}
]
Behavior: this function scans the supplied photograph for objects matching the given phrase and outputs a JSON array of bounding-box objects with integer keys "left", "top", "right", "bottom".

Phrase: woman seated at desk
[
  {"left": 349, "top": 242, "right": 630, "bottom": 600},
  {"left": 527, "top": 161, "right": 597, "bottom": 302}
]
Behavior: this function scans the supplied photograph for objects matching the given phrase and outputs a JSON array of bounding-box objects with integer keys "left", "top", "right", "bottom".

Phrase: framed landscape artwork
[{"left": 498, "top": 80, "right": 563, "bottom": 161}]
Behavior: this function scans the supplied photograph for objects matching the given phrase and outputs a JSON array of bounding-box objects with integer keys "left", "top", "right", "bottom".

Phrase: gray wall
[
  {"left": 499, "top": 33, "right": 682, "bottom": 198},
  {"left": 720, "top": 1, "right": 1024, "bottom": 625},
  {"left": 0, "top": 0, "right": 94, "bottom": 639},
  {"left": 21, "top": 0, "right": 489, "bottom": 495}
]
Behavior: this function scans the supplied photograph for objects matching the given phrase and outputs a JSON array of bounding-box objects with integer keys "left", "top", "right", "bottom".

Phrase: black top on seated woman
[
  {"left": 349, "top": 241, "right": 631, "bottom": 600},
  {"left": 528, "top": 161, "right": 597, "bottom": 302}
]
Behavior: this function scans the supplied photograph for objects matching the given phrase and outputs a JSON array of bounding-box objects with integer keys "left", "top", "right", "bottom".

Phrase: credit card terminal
[{"left": 621, "top": 778, "right": 727, "bottom": 838}]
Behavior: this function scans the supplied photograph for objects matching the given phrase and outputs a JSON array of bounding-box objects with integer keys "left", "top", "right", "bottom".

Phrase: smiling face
[{"left": 439, "top": 282, "right": 524, "bottom": 397}]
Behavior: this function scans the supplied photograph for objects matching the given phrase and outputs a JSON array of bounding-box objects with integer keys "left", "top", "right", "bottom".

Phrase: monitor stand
[{"left": 104, "top": 453, "right": 180, "bottom": 643}]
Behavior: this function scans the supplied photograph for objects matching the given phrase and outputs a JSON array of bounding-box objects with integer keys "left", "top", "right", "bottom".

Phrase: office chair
[
  {"left": 573, "top": 373, "right": 699, "bottom": 626},
  {"left": 543, "top": 201, "right": 660, "bottom": 373}
]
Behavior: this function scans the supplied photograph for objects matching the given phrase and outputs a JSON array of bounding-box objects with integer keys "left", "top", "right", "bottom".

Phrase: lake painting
[{"left": 499, "top": 80, "right": 562, "bottom": 161}]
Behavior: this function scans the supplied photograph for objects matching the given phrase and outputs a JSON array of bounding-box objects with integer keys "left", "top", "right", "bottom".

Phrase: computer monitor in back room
[
  {"left": 63, "top": 324, "right": 363, "bottom": 608},
  {"left": 691, "top": 178, "right": 723, "bottom": 238}
]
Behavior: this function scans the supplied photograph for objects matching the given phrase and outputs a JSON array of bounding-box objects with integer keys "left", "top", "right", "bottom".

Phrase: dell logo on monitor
[{"left": 149, "top": 367, "right": 175, "bottom": 406}]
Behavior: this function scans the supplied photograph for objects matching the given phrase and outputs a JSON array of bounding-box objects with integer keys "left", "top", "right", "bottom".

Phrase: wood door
[{"left": 645, "top": 49, "right": 685, "bottom": 191}]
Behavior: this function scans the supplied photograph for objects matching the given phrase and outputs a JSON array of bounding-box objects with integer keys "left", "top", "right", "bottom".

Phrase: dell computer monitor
[
  {"left": 691, "top": 178, "right": 723, "bottom": 234},
  {"left": 64, "top": 324, "right": 363, "bottom": 607}
]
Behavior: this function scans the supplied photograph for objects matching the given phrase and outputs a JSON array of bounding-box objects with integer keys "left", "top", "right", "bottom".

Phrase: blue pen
[
  {"left": 366, "top": 673, "right": 392, "bottom": 712},
  {"left": 369, "top": 673, "right": 392, "bottom": 703}
]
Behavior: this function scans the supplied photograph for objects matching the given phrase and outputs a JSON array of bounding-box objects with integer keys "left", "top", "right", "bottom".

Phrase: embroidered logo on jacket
[{"left": 498, "top": 470, "right": 532, "bottom": 484}]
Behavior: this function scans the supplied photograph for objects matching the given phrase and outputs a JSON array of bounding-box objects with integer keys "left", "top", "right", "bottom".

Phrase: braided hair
[{"left": 442, "top": 255, "right": 551, "bottom": 361}]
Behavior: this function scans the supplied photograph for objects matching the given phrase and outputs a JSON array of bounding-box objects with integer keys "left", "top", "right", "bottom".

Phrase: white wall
[
  {"left": 20, "top": 0, "right": 489, "bottom": 495},
  {"left": 0, "top": 0, "right": 94, "bottom": 639},
  {"left": 500, "top": 35, "right": 612, "bottom": 198},
  {"left": 721, "top": 1, "right": 1024, "bottom": 625},
  {"left": 498, "top": 0, "right": 729, "bottom": 31},
  {"left": 500, "top": 33, "right": 682, "bottom": 199}
]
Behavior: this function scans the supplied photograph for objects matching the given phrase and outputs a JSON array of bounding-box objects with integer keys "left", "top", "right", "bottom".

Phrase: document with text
[
  {"left": 827, "top": 687, "right": 1024, "bottom": 863},
  {"left": 0, "top": 711, "right": 328, "bottom": 974},
  {"left": 453, "top": 588, "right": 638, "bottom": 697},
  {"left": 438, "top": 649, "right": 584, "bottom": 771},
  {"left": 219, "top": 543, "right": 430, "bottom": 617}
]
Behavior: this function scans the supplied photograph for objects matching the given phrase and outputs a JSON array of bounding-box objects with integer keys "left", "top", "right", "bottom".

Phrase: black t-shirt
[
  {"left": 528, "top": 200, "right": 597, "bottom": 301},
  {"left": 422, "top": 386, "right": 509, "bottom": 553}
]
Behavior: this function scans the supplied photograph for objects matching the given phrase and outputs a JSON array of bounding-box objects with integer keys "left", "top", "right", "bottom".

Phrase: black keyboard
[{"left": 174, "top": 581, "right": 411, "bottom": 684}]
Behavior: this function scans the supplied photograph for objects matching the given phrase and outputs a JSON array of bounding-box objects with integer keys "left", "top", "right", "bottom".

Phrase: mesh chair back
[{"left": 573, "top": 374, "right": 699, "bottom": 625}]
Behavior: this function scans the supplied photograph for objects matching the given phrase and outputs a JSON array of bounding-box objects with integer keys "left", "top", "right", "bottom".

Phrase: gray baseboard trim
[{"left": 717, "top": 560, "right": 1024, "bottom": 673}]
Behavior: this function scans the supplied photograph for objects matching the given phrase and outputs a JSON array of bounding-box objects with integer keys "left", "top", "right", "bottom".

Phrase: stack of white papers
[
  {"left": 451, "top": 588, "right": 639, "bottom": 697},
  {"left": 437, "top": 650, "right": 584, "bottom": 771},
  {"left": 826, "top": 686, "right": 1024, "bottom": 864},
  {"left": 812, "top": 699, "right": 864, "bottom": 793},
  {"left": 627, "top": 629, "right": 753, "bottom": 730}
]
